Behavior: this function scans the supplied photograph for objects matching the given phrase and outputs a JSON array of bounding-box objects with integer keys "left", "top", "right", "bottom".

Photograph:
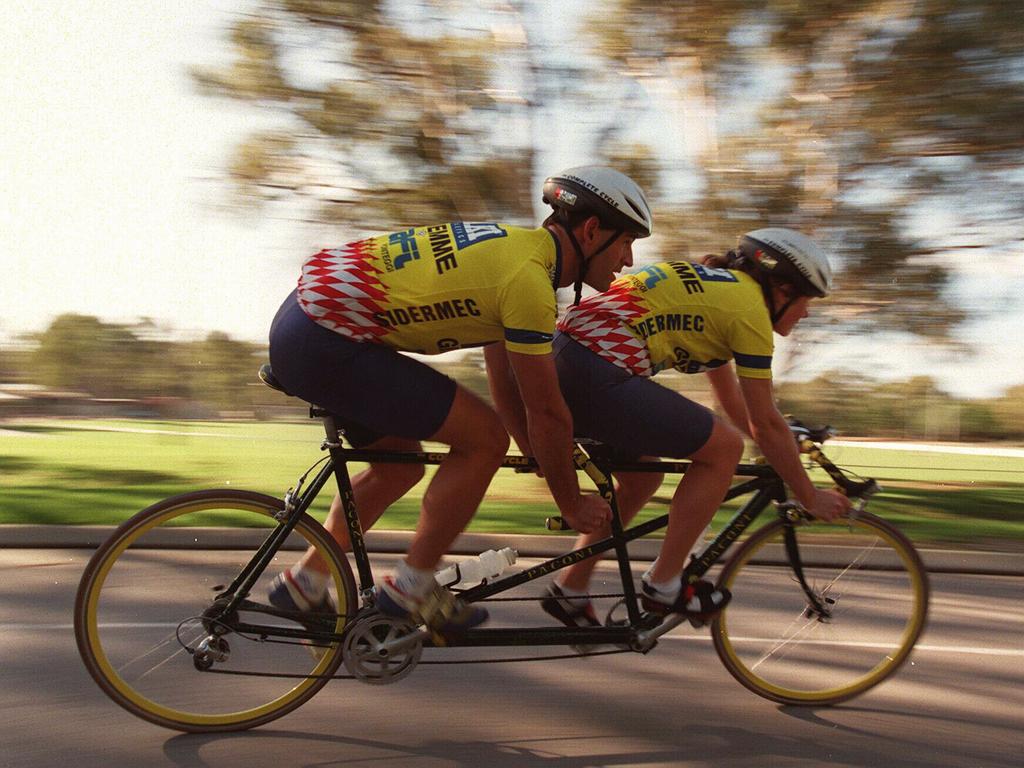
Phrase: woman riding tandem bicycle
[{"left": 486, "top": 214, "right": 852, "bottom": 626}]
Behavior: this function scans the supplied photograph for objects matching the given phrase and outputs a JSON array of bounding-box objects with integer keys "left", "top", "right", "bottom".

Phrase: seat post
[{"left": 315, "top": 409, "right": 343, "bottom": 449}]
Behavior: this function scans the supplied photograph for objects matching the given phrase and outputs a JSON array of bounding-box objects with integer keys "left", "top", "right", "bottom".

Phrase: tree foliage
[
  {"left": 192, "top": 2, "right": 537, "bottom": 229},
  {"left": 5, "top": 315, "right": 1022, "bottom": 438},
  {"left": 775, "top": 372, "right": 1024, "bottom": 441},
  {"left": 26, "top": 315, "right": 267, "bottom": 411},
  {"left": 592, "top": 0, "right": 1024, "bottom": 339},
  {"left": 31, "top": 315, "right": 143, "bottom": 397},
  {"left": 193, "top": 0, "right": 1024, "bottom": 344}
]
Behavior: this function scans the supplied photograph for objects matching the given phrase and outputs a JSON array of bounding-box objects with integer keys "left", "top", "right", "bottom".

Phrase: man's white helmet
[
  {"left": 739, "top": 228, "right": 832, "bottom": 298},
  {"left": 543, "top": 166, "right": 653, "bottom": 238}
]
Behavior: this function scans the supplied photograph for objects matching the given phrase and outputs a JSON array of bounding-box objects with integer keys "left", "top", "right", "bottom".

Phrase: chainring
[{"left": 342, "top": 614, "right": 423, "bottom": 685}]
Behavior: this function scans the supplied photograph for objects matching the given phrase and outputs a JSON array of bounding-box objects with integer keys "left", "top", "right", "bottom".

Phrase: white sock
[
  {"left": 288, "top": 566, "right": 328, "bottom": 605},
  {"left": 641, "top": 562, "right": 682, "bottom": 604},
  {"left": 392, "top": 560, "right": 437, "bottom": 599}
]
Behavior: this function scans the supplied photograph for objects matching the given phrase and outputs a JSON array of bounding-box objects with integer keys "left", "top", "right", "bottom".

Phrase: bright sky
[
  {"left": 2, "top": 0, "right": 295, "bottom": 344},
  {"left": 2, "top": 1, "right": 1023, "bottom": 399}
]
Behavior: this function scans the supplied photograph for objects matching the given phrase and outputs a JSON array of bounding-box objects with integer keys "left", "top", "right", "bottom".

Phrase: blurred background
[
  {"left": 1, "top": 1, "right": 1022, "bottom": 539},
  {"left": 4, "top": 1, "right": 1019, "bottom": 540},
  {"left": 4, "top": 0, "right": 1024, "bottom": 428}
]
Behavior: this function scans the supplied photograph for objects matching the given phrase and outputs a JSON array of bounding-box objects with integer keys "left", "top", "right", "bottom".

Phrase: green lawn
[{"left": 1, "top": 419, "right": 1022, "bottom": 546}]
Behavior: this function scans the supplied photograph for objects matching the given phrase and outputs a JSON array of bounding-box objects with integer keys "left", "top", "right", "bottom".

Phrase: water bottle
[{"left": 435, "top": 547, "right": 518, "bottom": 588}]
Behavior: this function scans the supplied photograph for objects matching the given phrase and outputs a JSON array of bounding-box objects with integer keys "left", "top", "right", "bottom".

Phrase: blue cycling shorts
[
  {"left": 269, "top": 292, "right": 457, "bottom": 447},
  {"left": 552, "top": 332, "right": 714, "bottom": 460}
]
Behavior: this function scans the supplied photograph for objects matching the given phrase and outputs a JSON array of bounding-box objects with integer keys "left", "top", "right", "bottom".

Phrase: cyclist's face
[
  {"left": 773, "top": 293, "right": 812, "bottom": 336},
  {"left": 584, "top": 231, "right": 636, "bottom": 291}
]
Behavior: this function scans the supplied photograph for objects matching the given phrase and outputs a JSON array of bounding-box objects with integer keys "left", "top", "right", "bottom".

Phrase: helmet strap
[
  {"left": 558, "top": 212, "right": 588, "bottom": 304},
  {"left": 771, "top": 296, "right": 798, "bottom": 325},
  {"left": 767, "top": 284, "right": 800, "bottom": 325},
  {"left": 569, "top": 223, "right": 621, "bottom": 306}
]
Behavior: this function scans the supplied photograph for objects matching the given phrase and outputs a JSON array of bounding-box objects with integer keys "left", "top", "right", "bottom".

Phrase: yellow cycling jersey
[
  {"left": 558, "top": 261, "right": 774, "bottom": 378},
  {"left": 297, "top": 222, "right": 561, "bottom": 355}
]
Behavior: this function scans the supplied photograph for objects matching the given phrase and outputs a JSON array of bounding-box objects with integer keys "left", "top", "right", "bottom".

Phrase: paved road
[{"left": 2, "top": 550, "right": 1022, "bottom": 768}]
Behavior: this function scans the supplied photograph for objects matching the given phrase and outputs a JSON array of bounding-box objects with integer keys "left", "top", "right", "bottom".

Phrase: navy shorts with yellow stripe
[
  {"left": 269, "top": 292, "right": 457, "bottom": 447},
  {"left": 553, "top": 333, "right": 714, "bottom": 460}
]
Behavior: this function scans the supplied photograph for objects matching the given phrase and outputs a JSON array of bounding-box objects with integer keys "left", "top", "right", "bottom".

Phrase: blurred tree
[
  {"left": 15, "top": 311, "right": 1024, "bottom": 438},
  {"left": 119, "top": 320, "right": 177, "bottom": 398},
  {"left": 192, "top": 1, "right": 544, "bottom": 229},
  {"left": 0, "top": 344, "right": 31, "bottom": 383},
  {"left": 31, "top": 316, "right": 176, "bottom": 399},
  {"left": 31, "top": 315, "right": 142, "bottom": 397},
  {"left": 183, "top": 332, "right": 263, "bottom": 411},
  {"left": 28, "top": 315, "right": 261, "bottom": 408},
  {"left": 776, "top": 371, "right": 1024, "bottom": 440},
  {"left": 959, "top": 400, "right": 1000, "bottom": 441},
  {"left": 589, "top": 0, "right": 1024, "bottom": 343},
  {"left": 989, "top": 384, "right": 1024, "bottom": 440},
  {"left": 194, "top": 0, "right": 1023, "bottom": 348}
]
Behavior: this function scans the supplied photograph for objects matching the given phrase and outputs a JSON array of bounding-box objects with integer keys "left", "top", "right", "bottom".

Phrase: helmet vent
[{"left": 625, "top": 197, "right": 646, "bottom": 220}]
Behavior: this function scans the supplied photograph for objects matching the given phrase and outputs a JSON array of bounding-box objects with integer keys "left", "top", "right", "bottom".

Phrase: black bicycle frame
[
  {"left": 286, "top": 440, "right": 792, "bottom": 648},
  {"left": 222, "top": 372, "right": 833, "bottom": 649}
]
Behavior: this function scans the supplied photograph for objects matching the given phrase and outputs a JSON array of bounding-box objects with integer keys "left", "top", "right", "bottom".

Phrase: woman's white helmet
[
  {"left": 739, "top": 228, "right": 832, "bottom": 298},
  {"left": 543, "top": 166, "right": 653, "bottom": 238}
]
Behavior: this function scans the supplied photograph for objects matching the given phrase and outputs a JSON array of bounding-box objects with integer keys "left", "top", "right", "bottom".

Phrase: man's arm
[
  {"left": 504, "top": 349, "right": 611, "bottom": 532},
  {"left": 483, "top": 343, "right": 532, "bottom": 456},
  {"left": 739, "top": 376, "right": 850, "bottom": 520}
]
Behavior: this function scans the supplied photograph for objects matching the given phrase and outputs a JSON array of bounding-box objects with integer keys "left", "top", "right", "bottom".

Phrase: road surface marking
[{"left": 7, "top": 622, "right": 1022, "bottom": 656}]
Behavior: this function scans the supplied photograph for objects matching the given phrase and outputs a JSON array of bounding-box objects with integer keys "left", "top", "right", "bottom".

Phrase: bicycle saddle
[{"left": 258, "top": 364, "right": 292, "bottom": 396}]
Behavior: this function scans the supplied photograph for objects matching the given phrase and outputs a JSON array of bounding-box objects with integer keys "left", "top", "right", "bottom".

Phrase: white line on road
[
  {"left": 659, "top": 634, "right": 1024, "bottom": 656},
  {"left": 9, "top": 623, "right": 1023, "bottom": 656}
]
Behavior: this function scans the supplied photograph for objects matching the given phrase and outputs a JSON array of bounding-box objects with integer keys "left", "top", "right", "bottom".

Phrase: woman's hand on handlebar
[{"left": 804, "top": 488, "right": 853, "bottom": 522}]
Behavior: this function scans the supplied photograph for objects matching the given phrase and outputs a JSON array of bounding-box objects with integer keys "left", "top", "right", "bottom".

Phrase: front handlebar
[{"left": 545, "top": 420, "right": 878, "bottom": 531}]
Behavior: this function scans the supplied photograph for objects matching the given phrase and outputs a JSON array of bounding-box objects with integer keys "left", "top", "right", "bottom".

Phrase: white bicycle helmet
[
  {"left": 543, "top": 166, "right": 652, "bottom": 304},
  {"left": 543, "top": 166, "right": 653, "bottom": 238},
  {"left": 739, "top": 228, "right": 832, "bottom": 298}
]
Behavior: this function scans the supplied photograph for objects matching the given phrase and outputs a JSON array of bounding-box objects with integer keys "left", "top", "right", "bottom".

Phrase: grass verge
[{"left": 2, "top": 419, "right": 1021, "bottom": 546}]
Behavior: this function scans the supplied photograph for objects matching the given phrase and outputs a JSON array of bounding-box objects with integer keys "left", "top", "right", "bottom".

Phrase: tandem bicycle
[{"left": 74, "top": 365, "right": 930, "bottom": 732}]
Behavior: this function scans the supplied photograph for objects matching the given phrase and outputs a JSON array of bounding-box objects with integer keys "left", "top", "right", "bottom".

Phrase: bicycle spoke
[
  {"left": 713, "top": 513, "right": 928, "bottom": 705},
  {"left": 75, "top": 491, "right": 355, "bottom": 732},
  {"left": 116, "top": 625, "right": 200, "bottom": 680},
  {"left": 747, "top": 607, "right": 824, "bottom": 672},
  {"left": 130, "top": 640, "right": 196, "bottom": 682}
]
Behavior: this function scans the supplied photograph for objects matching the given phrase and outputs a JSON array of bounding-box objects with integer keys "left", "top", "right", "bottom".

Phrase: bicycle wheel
[
  {"left": 711, "top": 510, "right": 929, "bottom": 706},
  {"left": 75, "top": 489, "right": 357, "bottom": 732}
]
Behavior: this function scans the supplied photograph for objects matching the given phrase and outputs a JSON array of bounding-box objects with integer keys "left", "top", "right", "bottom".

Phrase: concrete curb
[{"left": 1, "top": 525, "right": 1021, "bottom": 576}]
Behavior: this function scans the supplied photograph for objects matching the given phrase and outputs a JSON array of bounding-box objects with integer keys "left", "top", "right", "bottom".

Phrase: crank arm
[
  {"left": 634, "top": 613, "right": 688, "bottom": 652},
  {"left": 376, "top": 628, "right": 430, "bottom": 656}
]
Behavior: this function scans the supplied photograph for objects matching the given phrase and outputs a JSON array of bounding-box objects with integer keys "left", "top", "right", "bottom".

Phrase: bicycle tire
[
  {"left": 711, "top": 510, "right": 929, "bottom": 706},
  {"left": 74, "top": 489, "right": 357, "bottom": 732}
]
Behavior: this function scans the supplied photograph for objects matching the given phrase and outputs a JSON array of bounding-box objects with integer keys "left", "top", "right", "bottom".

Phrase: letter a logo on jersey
[{"left": 451, "top": 222, "right": 507, "bottom": 250}]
